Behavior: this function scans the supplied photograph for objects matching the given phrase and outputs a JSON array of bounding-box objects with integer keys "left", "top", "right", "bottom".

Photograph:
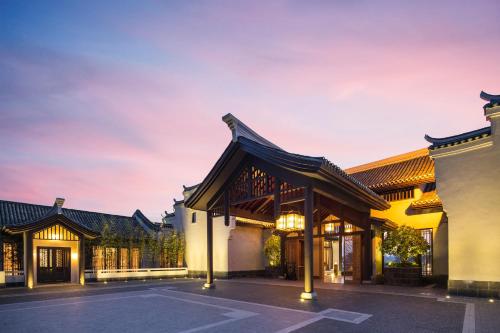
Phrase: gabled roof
[
  {"left": 346, "top": 149, "right": 434, "bottom": 191},
  {"left": 185, "top": 115, "right": 389, "bottom": 211},
  {"left": 0, "top": 199, "right": 156, "bottom": 237},
  {"left": 424, "top": 127, "right": 491, "bottom": 150}
]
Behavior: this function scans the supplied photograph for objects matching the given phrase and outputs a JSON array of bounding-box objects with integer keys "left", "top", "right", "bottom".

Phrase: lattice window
[
  {"left": 250, "top": 166, "right": 274, "bottom": 197},
  {"left": 92, "top": 246, "right": 105, "bottom": 271},
  {"left": 380, "top": 188, "right": 414, "bottom": 202},
  {"left": 120, "top": 248, "right": 129, "bottom": 269},
  {"left": 33, "top": 224, "right": 79, "bottom": 241},
  {"left": 131, "top": 248, "right": 140, "bottom": 269},
  {"left": 105, "top": 248, "right": 117, "bottom": 269},
  {"left": 420, "top": 229, "right": 433, "bottom": 276},
  {"left": 3, "top": 242, "right": 23, "bottom": 275}
]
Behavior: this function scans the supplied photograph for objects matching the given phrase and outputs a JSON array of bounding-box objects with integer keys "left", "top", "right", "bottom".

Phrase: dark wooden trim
[
  {"left": 224, "top": 190, "right": 230, "bottom": 226},
  {"left": 274, "top": 178, "right": 281, "bottom": 219},
  {"left": 362, "top": 213, "right": 372, "bottom": 281},
  {"left": 24, "top": 231, "right": 34, "bottom": 287},
  {"left": 0, "top": 232, "right": 3, "bottom": 272}
]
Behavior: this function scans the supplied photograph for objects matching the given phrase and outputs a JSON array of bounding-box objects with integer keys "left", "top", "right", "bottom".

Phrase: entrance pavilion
[
  {"left": 1, "top": 198, "right": 98, "bottom": 288},
  {"left": 185, "top": 114, "right": 390, "bottom": 299}
]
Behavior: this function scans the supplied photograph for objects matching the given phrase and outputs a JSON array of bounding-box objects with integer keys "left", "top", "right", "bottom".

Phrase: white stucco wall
[
  {"left": 178, "top": 202, "right": 232, "bottom": 273},
  {"left": 433, "top": 137, "right": 500, "bottom": 283},
  {"left": 228, "top": 226, "right": 268, "bottom": 272},
  {"left": 432, "top": 107, "right": 500, "bottom": 284}
]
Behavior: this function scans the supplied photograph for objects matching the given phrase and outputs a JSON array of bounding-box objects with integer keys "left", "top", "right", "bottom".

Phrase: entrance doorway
[
  {"left": 323, "top": 235, "right": 362, "bottom": 283},
  {"left": 37, "top": 247, "right": 71, "bottom": 283}
]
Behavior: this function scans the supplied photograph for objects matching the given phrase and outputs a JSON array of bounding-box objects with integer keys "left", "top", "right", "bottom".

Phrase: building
[
  {"left": 425, "top": 91, "right": 500, "bottom": 298},
  {"left": 346, "top": 149, "right": 448, "bottom": 280},
  {"left": 0, "top": 198, "right": 166, "bottom": 288},
  {"left": 167, "top": 113, "right": 451, "bottom": 299}
]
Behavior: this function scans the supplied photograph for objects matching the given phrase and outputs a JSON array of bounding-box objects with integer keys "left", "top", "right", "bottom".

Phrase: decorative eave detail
[
  {"left": 425, "top": 127, "right": 491, "bottom": 150},
  {"left": 222, "top": 113, "right": 282, "bottom": 150},
  {"left": 480, "top": 91, "right": 500, "bottom": 110}
]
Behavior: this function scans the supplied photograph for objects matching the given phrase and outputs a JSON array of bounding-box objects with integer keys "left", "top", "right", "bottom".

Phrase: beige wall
[
  {"left": 228, "top": 226, "right": 268, "bottom": 272},
  {"left": 433, "top": 136, "right": 500, "bottom": 282},
  {"left": 371, "top": 186, "right": 448, "bottom": 276},
  {"left": 32, "top": 239, "right": 80, "bottom": 286}
]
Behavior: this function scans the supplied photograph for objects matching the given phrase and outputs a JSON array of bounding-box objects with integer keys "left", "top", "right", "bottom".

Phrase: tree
[
  {"left": 382, "top": 225, "right": 429, "bottom": 266},
  {"left": 263, "top": 235, "right": 281, "bottom": 267}
]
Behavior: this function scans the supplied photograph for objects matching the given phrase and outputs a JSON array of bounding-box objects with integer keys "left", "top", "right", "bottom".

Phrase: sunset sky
[{"left": 1, "top": 1, "right": 499, "bottom": 220}]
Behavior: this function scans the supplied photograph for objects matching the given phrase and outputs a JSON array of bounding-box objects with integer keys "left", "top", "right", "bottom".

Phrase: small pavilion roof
[
  {"left": 185, "top": 114, "right": 389, "bottom": 211},
  {"left": 346, "top": 149, "right": 434, "bottom": 192},
  {"left": 0, "top": 199, "right": 157, "bottom": 237},
  {"left": 410, "top": 190, "right": 442, "bottom": 210}
]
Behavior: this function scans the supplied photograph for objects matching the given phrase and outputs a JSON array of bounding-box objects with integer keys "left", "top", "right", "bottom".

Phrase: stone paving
[{"left": 0, "top": 278, "right": 498, "bottom": 332}]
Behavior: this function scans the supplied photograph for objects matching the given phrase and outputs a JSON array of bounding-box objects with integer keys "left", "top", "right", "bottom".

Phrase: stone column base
[
  {"left": 300, "top": 291, "right": 317, "bottom": 300},
  {"left": 203, "top": 283, "right": 216, "bottom": 289}
]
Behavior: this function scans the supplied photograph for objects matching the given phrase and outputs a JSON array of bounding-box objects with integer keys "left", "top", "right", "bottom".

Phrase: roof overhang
[
  {"left": 185, "top": 137, "right": 389, "bottom": 212},
  {"left": 2, "top": 213, "right": 99, "bottom": 239}
]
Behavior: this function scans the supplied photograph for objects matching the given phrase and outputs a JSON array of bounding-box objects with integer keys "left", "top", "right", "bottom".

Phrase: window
[
  {"left": 120, "top": 248, "right": 129, "bottom": 269},
  {"left": 420, "top": 229, "right": 433, "bottom": 276},
  {"left": 3, "top": 242, "right": 23, "bottom": 275},
  {"left": 191, "top": 212, "right": 197, "bottom": 223},
  {"left": 380, "top": 188, "right": 414, "bottom": 202},
  {"left": 92, "top": 246, "right": 105, "bottom": 271},
  {"left": 131, "top": 248, "right": 140, "bottom": 269},
  {"left": 105, "top": 248, "right": 117, "bottom": 270}
]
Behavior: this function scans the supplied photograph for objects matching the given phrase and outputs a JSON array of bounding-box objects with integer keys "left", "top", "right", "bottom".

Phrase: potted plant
[
  {"left": 263, "top": 235, "right": 281, "bottom": 278},
  {"left": 382, "top": 225, "right": 429, "bottom": 286}
]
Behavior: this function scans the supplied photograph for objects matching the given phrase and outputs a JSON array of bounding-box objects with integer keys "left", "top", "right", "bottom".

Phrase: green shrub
[
  {"left": 382, "top": 225, "right": 429, "bottom": 266},
  {"left": 263, "top": 235, "right": 281, "bottom": 267}
]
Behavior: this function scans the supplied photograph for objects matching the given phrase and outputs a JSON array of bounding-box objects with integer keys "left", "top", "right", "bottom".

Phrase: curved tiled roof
[
  {"left": 425, "top": 127, "right": 491, "bottom": 150},
  {"left": 410, "top": 190, "right": 442, "bottom": 210},
  {"left": 346, "top": 149, "right": 434, "bottom": 191},
  {"left": 0, "top": 200, "right": 155, "bottom": 236}
]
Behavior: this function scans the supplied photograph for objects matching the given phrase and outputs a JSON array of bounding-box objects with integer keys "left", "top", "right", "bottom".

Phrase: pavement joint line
[
  {"left": 0, "top": 279, "right": 197, "bottom": 299},
  {"left": 0, "top": 293, "right": 152, "bottom": 313},
  {"left": 273, "top": 316, "right": 325, "bottom": 333},
  {"left": 462, "top": 303, "right": 475, "bottom": 333},
  {"left": 437, "top": 297, "right": 475, "bottom": 333},
  {"left": 157, "top": 288, "right": 319, "bottom": 315},
  {"left": 220, "top": 279, "right": 444, "bottom": 300},
  {"left": 274, "top": 308, "right": 372, "bottom": 333}
]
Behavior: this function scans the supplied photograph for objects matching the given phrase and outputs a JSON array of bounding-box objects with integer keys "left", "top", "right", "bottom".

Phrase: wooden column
[
  {"left": 339, "top": 221, "right": 344, "bottom": 274},
  {"left": 204, "top": 210, "right": 215, "bottom": 289},
  {"left": 301, "top": 186, "right": 317, "bottom": 300},
  {"left": 274, "top": 179, "right": 281, "bottom": 220},
  {"left": 24, "top": 231, "right": 34, "bottom": 288},
  {"left": 223, "top": 190, "right": 230, "bottom": 226},
  {"left": 0, "top": 232, "right": 3, "bottom": 272},
  {"left": 79, "top": 237, "right": 85, "bottom": 285},
  {"left": 280, "top": 233, "right": 286, "bottom": 276},
  {"left": 362, "top": 214, "right": 373, "bottom": 282}
]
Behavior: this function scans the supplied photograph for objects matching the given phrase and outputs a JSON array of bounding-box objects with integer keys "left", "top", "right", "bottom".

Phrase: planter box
[
  {"left": 264, "top": 266, "right": 281, "bottom": 278},
  {"left": 384, "top": 267, "right": 422, "bottom": 286}
]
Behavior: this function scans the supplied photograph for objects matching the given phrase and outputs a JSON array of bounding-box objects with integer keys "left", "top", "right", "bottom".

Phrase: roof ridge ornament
[
  {"left": 222, "top": 113, "right": 282, "bottom": 150},
  {"left": 54, "top": 197, "right": 65, "bottom": 214}
]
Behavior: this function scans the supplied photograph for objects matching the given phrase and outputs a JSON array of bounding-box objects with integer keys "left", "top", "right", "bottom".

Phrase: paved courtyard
[{"left": 0, "top": 279, "right": 498, "bottom": 333}]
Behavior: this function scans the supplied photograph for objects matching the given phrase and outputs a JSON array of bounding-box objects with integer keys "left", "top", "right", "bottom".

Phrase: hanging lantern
[{"left": 276, "top": 212, "right": 304, "bottom": 231}]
